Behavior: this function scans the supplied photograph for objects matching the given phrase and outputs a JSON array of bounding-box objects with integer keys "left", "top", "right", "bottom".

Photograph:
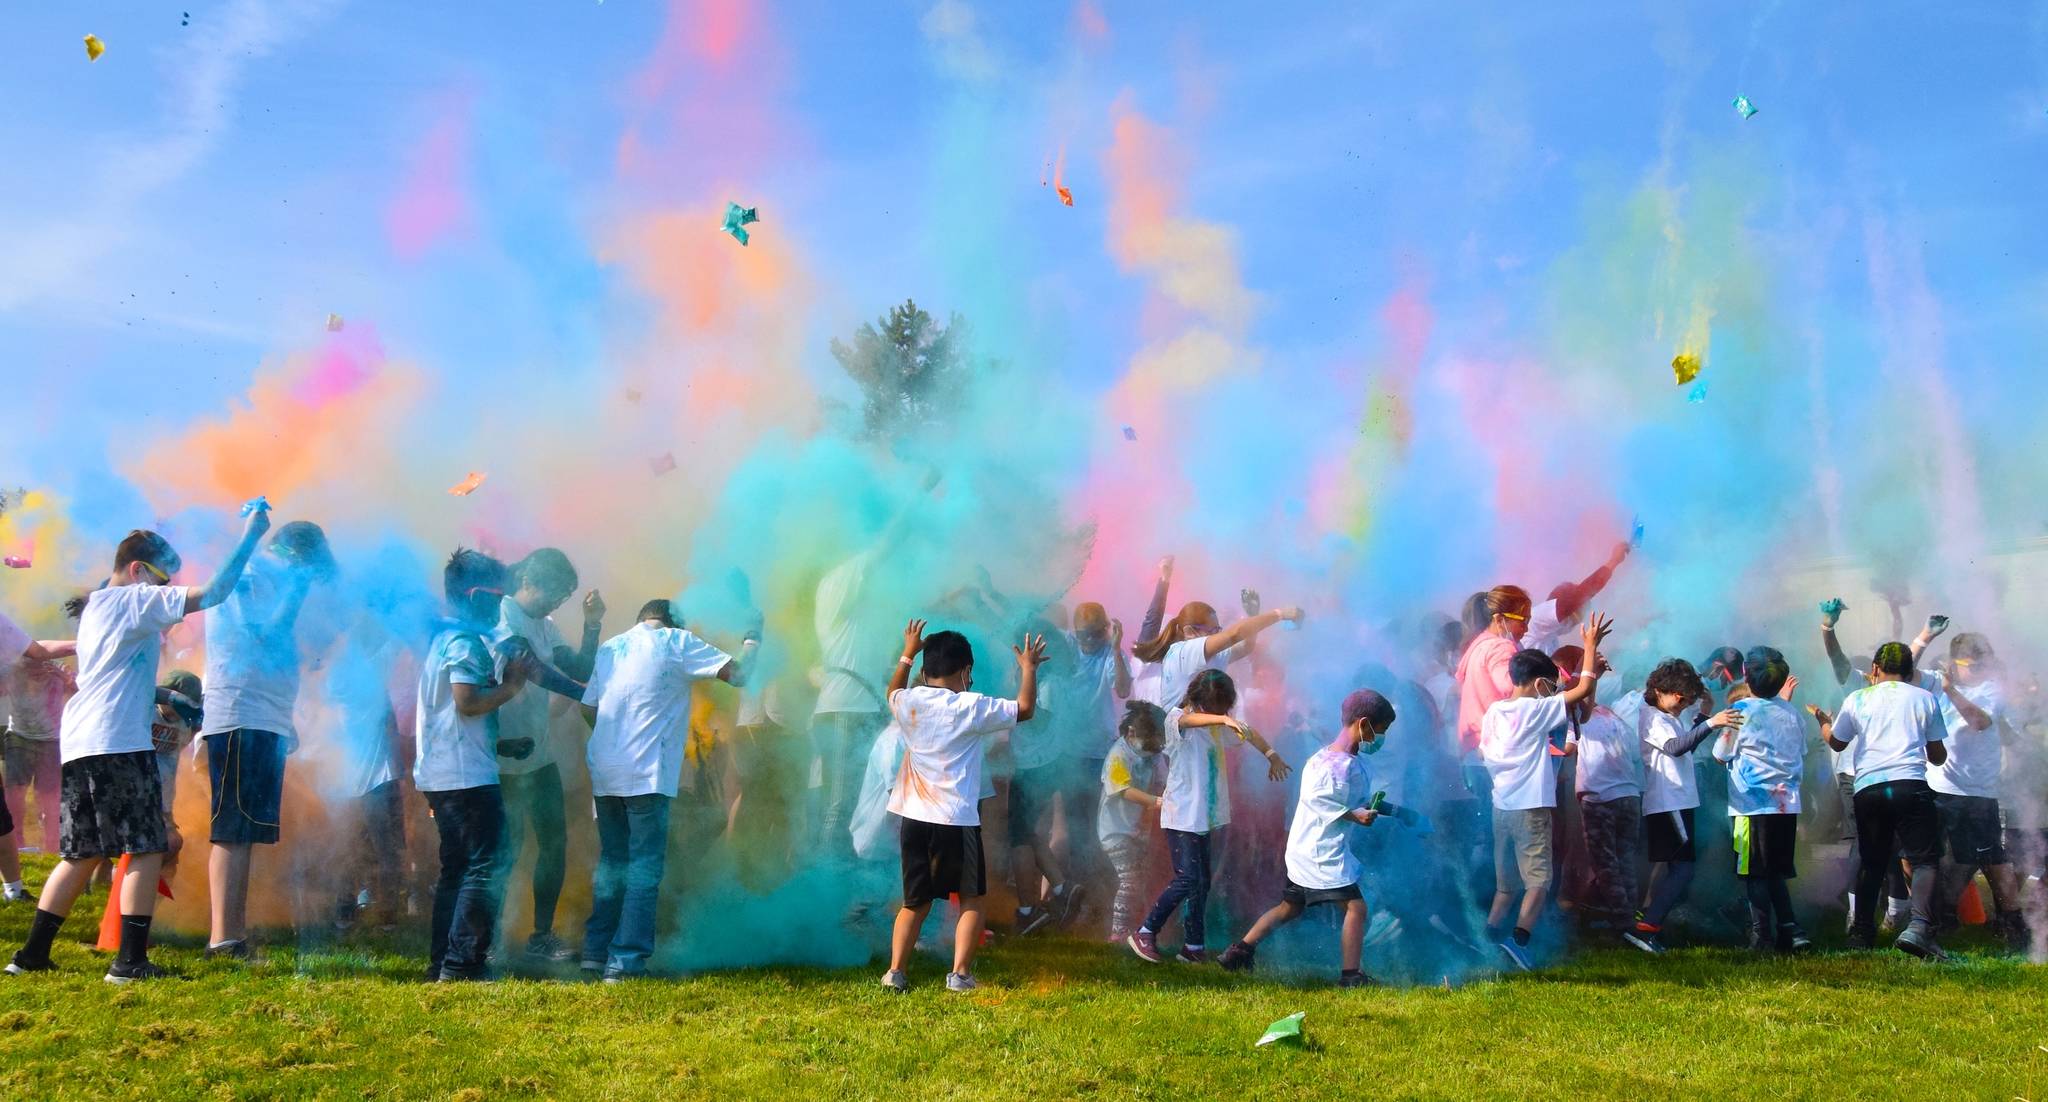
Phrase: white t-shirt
[
  {"left": 201, "top": 556, "right": 306, "bottom": 742},
  {"left": 1718, "top": 697, "right": 1806, "bottom": 815},
  {"left": 1833, "top": 680, "right": 1946, "bottom": 793},
  {"left": 494, "top": 597, "right": 570, "bottom": 777},
  {"left": 1131, "top": 660, "right": 1163, "bottom": 707},
  {"left": 1574, "top": 705, "right": 1642, "bottom": 802},
  {"left": 1159, "top": 706, "right": 1235, "bottom": 833},
  {"left": 581, "top": 622, "right": 732, "bottom": 799},
  {"left": 412, "top": 628, "right": 500, "bottom": 792},
  {"left": 1924, "top": 673, "right": 2004, "bottom": 799},
  {"left": 851, "top": 722, "right": 906, "bottom": 860},
  {"left": 1523, "top": 598, "right": 1566, "bottom": 656},
  {"left": 1158, "top": 639, "right": 1223, "bottom": 712},
  {"left": 0, "top": 611, "right": 30, "bottom": 672},
  {"left": 60, "top": 585, "right": 188, "bottom": 765},
  {"left": 1097, "top": 738, "right": 1158, "bottom": 845},
  {"left": 1480, "top": 696, "right": 1567, "bottom": 811},
  {"left": 321, "top": 628, "right": 402, "bottom": 799},
  {"left": 813, "top": 550, "right": 885, "bottom": 716},
  {"left": 885, "top": 685, "right": 1018, "bottom": 826},
  {"left": 1285, "top": 744, "right": 1368, "bottom": 889},
  {"left": 1640, "top": 707, "right": 1703, "bottom": 814}
]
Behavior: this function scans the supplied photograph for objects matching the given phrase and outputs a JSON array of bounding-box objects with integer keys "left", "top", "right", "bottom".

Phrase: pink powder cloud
[{"left": 385, "top": 95, "right": 474, "bottom": 261}]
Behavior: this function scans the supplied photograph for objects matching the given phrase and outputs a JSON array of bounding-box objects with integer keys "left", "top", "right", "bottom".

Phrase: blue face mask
[{"left": 1360, "top": 730, "right": 1385, "bottom": 755}]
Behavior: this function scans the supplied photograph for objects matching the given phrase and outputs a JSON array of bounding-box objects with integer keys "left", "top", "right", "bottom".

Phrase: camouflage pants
[{"left": 1578, "top": 794, "right": 1642, "bottom": 921}]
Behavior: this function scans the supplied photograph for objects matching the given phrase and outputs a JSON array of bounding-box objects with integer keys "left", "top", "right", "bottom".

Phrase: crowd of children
[{"left": 1, "top": 505, "right": 2042, "bottom": 989}]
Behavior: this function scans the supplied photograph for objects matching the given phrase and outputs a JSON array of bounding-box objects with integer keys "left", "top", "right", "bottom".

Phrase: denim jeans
[
  {"left": 583, "top": 793, "right": 672, "bottom": 976},
  {"left": 425, "top": 785, "right": 504, "bottom": 978},
  {"left": 1141, "top": 828, "right": 1214, "bottom": 947},
  {"left": 492, "top": 763, "right": 567, "bottom": 940}
]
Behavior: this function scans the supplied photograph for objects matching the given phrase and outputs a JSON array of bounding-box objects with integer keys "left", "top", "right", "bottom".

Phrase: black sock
[
  {"left": 116, "top": 915, "right": 153, "bottom": 967},
  {"left": 1512, "top": 927, "right": 1531, "bottom": 947},
  {"left": 21, "top": 909, "right": 65, "bottom": 962}
]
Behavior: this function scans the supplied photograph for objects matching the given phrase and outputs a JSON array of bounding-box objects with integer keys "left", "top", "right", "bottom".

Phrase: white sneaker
[
  {"left": 1882, "top": 898, "right": 1910, "bottom": 933},
  {"left": 880, "top": 969, "right": 908, "bottom": 993},
  {"left": 945, "top": 971, "right": 976, "bottom": 992}
]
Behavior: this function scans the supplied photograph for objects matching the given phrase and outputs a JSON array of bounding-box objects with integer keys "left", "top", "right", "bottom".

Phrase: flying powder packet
[
  {"left": 1121, "top": 425, "right": 1136, "bottom": 441},
  {"left": 239, "top": 496, "right": 271, "bottom": 517},
  {"left": 326, "top": 313, "right": 344, "bottom": 331},
  {"left": 1687, "top": 380, "right": 1708, "bottom": 404},
  {"left": 722, "top": 202, "right": 759, "bottom": 246},
  {"left": 84, "top": 34, "right": 105, "bottom": 61},
  {"left": 650, "top": 453, "right": 677, "bottom": 476},
  {"left": 1671, "top": 353, "right": 1701, "bottom": 385},
  {"left": 449, "top": 472, "right": 487, "bottom": 496},
  {"left": 1733, "top": 95, "right": 1757, "bottom": 119},
  {"left": 1056, "top": 184, "right": 1074, "bottom": 206},
  {"left": 2, "top": 557, "right": 29, "bottom": 570}
]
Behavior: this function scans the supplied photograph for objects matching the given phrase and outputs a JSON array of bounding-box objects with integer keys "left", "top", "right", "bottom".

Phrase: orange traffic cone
[
  {"left": 95, "top": 855, "right": 175, "bottom": 951},
  {"left": 1959, "top": 878, "right": 1988, "bottom": 926}
]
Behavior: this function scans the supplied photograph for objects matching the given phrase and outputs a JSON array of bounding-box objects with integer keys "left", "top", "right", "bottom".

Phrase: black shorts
[
  {"left": 1007, "top": 762, "right": 1059, "bottom": 848},
  {"left": 1733, "top": 813, "right": 1798, "bottom": 879},
  {"left": 59, "top": 750, "right": 168, "bottom": 859},
  {"left": 900, "top": 818, "right": 986, "bottom": 907},
  {"left": 1935, "top": 793, "right": 2007, "bottom": 866},
  {"left": 1853, "top": 779, "right": 1941, "bottom": 868},
  {"left": 1645, "top": 807, "right": 1697, "bottom": 863},
  {"left": 0, "top": 788, "right": 10, "bottom": 837},
  {"left": 1280, "top": 879, "right": 1362, "bottom": 908},
  {"left": 207, "top": 729, "right": 287, "bottom": 845}
]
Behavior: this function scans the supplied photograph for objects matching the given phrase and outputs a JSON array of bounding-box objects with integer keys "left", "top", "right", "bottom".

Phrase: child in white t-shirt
[
  {"left": 879, "top": 620, "right": 1045, "bottom": 994},
  {"left": 413, "top": 549, "right": 531, "bottom": 981},
  {"left": 1479, "top": 614, "right": 1611, "bottom": 972},
  {"left": 1216, "top": 689, "right": 1398, "bottom": 986},
  {"left": 8, "top": 508, "right": 270, "bottom": 983},
  {"left": 1712, "top": 647, "right": 1811, "bottom": 953},
  {"left": 1910, "top": 624, "right": 2028, "bottom": 947},
  {"left": 1128, "top": 668, "right": 1292, "bottom": 965},
  {"left": 1552, "top": 644, "right": 1640, "bottom": 939},
  {"left": 1098, "top": 701, "right": 1166, "bottom": 943},
  {"left": 1627, "top": 657, "right": 1741, "bottom": 954}
]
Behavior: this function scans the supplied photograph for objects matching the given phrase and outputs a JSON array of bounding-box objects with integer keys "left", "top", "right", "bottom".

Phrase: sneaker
[
  {"left": 2001, "top": 914, "right": 2032, "bottom": 954},
  {"left": 1881, "top": 898, "right": 1910, "bottom": 933},
  {"left": 438, "top": 969, "right": 496, "bottom": 983},
  {"left": 1781, "top": 927, "right": 1814, "bottom": 954},
  {"left": 1127, "top": 930, "right": 1164, "bottom": 963},
  {"left": 104, "top": 959, "right": 168, "bottom": 985},
  {"left": 1, "top": 890, "right": 28, "bottom": 905},
  {"left": 1015, "top": 906, "right": 1054, "bottom": 937},
  {"left": 525, "top": 932, "right": 576, "bottom": 962},
  {"left": 1621, "top": 931, "right": 1665, "bottom": 955},
  {"left": 5, "top": 952, "right": 54, "bottom": 976},
  {"left": 1845, "top": 928, "right": 1876, "bottom": 951},
  {"left": 1498, "top": 939, "right": 1534, "bottom": 972},
  {"left": 1216, "top": 942, "right": 1255, "bottom": 973},
  {"left": 1338, "top": 970, "right": 1377, "bottom": 989},
  {"left": 944, "top": 971, "right": 977, "bottom": 992},
  {"left": 1049, "top": 883, "right": 1086, "bottom": 925},
  {"left": 580, "top": 958, "right": 605, "bottom": 973},
  {"left": 1174, "top": 946, "right": 1209, "bottom": 964},
  {"left": 204, "top": 939, "right": 252, "bottom": 962},
  {"left": 879, "top": 969, "right": 909, "bottom": 993},
  {"left": 1894, "top": 927, "right": 1951, "bottom": 962}
]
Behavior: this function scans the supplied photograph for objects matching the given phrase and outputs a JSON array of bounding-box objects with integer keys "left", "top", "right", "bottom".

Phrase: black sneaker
[
  {"left": 5, "top": 952, "right": 54, "bottom": 976},
  {"left": 1338, "top": 970, "right": 1377, "bottom": 989},
  {"left": 1015, "top": 906, "right": 1054, "bottom": 937},
  {"left": 1845, "top": 928, "right": 1876, "bottom": 951},
  {"left": 1216, "top": 942, "right": 1256, "bottom": 973},
  {"left": 104, "top": 959, "right": 168, "bottom": 985},
  {"left": 1894, "top": 927, "right": 1951, "bottom": 962},
  {"left": 1050, "top": 883, "right": 1086, "bottom": 926},
  {"left": 205, "top": 939, "right": 253, "bottom": 962}
]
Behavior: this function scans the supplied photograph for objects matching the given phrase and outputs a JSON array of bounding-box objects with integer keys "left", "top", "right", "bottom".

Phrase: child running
[
  {"left": 880, "top": 620, "right": 1044, "bottom": 993},
  {"left": 1215, "top": 689, "right": 1398, "bottom": 986},
  {"left": 8, "top": 508, "right": 269, "bottom": 983},
  {"left": 1816, "top": 641, "right": 1948, "bottom": 959},
  {"left": 1628, "top": 658, "right": 1742, "bottom": 954},
  {"left": 1480, "top": 615, "right": 1611, "bottom": 971},
  {"left": 1128, "top": 668, "right": 1292, "bottom": 965},
  {"left": 1712, "top": 646, "right": 1811, "bottom": 952}
]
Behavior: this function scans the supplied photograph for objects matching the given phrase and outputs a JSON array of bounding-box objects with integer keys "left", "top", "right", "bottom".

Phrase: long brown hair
[{"left": 1133, "top": 600, "right": 1216, "bottom": 664}]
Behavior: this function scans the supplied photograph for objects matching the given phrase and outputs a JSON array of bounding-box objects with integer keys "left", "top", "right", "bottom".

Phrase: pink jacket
[{"left": 1454, "top": 632, "right": 1517, "bottom": 753}]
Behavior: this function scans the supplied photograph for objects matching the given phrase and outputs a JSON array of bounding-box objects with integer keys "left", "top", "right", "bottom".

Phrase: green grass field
[{"left": 2, "top": 852, "right": 2045, "bottom": 1102}]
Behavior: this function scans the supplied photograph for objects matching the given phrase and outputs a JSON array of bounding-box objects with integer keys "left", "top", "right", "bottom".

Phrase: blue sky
[{"left": 3, "top": 1, "right": 2046, "bottom": 593}]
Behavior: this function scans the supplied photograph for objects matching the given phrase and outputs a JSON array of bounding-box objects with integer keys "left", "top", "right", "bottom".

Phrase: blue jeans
[
  {"left": 583, "top": 794, "right": 671, "bottom": 976},
  {"left": 425, "top": 785, "right": 503, "bottom": 979},
  {"left": 1141, "top": 829, "right": 1214, "bottom": 947}
]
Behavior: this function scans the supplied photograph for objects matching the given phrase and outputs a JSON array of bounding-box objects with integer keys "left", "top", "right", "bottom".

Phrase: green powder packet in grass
[{"left": 1257, "top": 1012, "right": 1306, "bottom": 1048}]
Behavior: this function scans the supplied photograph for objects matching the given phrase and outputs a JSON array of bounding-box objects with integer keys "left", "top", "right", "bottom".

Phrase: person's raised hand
[
  {"left": 1158, "top": 555, "right": 1175, "bottom": 579},
  {"left": 1241, "top": 588, "right": 1261, "bottom": 616},
  {"left": 1111, "top": 618, "right": 1125, "bottom": 649},
  {"left": 1581, "top": 611, "right": 1613, "bottom": 650},
  {"left": 903, "top": 618, "right": 928, "bottom": 655},
  {"left": 1819, "top": 598, "right": 1846, "bottom": 631},
  {"left": 583, "top": 589, "right": 607, "bottom": 622},
  {"left": 1779, "top": 674, "right": 1799, "bottom": 702},
  {"left": 1925, "top": 614, "right": 1950, "bottom": 638},
  {"left": 1275, "top": 605, "right": 1305, "bottom": 625},
  {"left": 1014, "top": 632, "right": 1048, "bottom": 670}
]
